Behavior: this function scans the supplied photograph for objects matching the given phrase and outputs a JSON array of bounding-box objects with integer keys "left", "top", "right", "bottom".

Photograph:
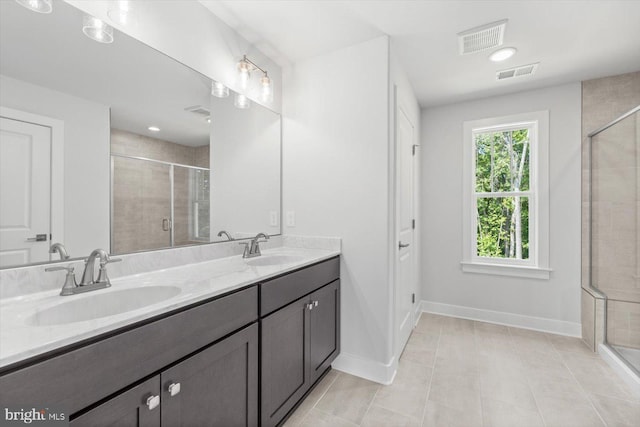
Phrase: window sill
[{"left": 460, "top": 261, "right": 551, "bottom": 280}]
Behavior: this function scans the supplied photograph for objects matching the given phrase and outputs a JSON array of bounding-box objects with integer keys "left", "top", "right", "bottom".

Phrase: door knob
[
  {"left": 26, "top": 234, "right": 47, "bottom": 242},
  {"left": 146, "top": 395, "right": 160, "bottom": 410},
  {"left": 399, "top": 242, "right": 410, "bottom": 249}
]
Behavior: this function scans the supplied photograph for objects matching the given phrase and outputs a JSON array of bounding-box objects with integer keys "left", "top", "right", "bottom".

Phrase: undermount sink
[
  {"left": 26, "top": 286, "right": 182, "bottom": 326},
  {"left": 245, "top": 255, "right": 305, "bottom": 267}
]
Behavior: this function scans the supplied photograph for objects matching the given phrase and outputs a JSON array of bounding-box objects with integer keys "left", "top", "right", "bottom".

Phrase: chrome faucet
[
  {"left": 217, "top": 230, "right": 234, "bottom": 241},
  {"left": 240, "top": 233, "right": 270, "bottom": 258},
  {"left": 80, "top": 249, "right": 121, "bottom": 287},
  {"left": 49, "top": 242, "right": 70, "bottom": 260}
]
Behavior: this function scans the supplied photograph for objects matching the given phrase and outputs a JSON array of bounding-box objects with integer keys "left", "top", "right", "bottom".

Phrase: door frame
[
  {"left": 0, "top": 106, "right": 64, "bottom": 257},
  {"left": 391, "top": 87, "right": 419, "bottom": 363}
]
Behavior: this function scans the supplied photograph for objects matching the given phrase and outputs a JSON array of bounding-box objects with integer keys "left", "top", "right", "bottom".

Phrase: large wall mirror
[{"left": 0, "top": 0, "right": 281, "bottom": 269}]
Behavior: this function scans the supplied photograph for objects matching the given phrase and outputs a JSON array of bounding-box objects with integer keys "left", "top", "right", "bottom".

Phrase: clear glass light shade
[
  {"left": 489, "top": 47, "right": 517, "bottom": 62},
  {"left": 260, "top": 75, "right": 273, "bottom": 103},
  {"left": 107, "top": 1, "right": 137, "bottom": 26},
  {"left": 211, "top": 81, "right": 229, "bottom": 98},
  {"left": 234, "top": 93, "right": 250, "bottom": 109},
  {"left": 82, "top": 15, "right": 114, "bottom": 44},
  {"left": 237, "top": 61, "right": 251, "bottom": 90},
  {"left": 15, "top": 0, "right": 52, "bottom": 13}
]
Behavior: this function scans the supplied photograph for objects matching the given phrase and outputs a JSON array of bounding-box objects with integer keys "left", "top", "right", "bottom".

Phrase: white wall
[
  {"left": 283, "top": 36, "right": 394, "bottom": 382},
  {"left": 420, "top": 83, "right": 582, "bottom": 334},
  {"left": 66, "top": 0, "right": 282, "bottom": 113},
  {"left": 0, "top": 75, "right": 110, "bottom": 257},
  {"left": 210, "top": 94, "right": 281, "bottom": 239}
]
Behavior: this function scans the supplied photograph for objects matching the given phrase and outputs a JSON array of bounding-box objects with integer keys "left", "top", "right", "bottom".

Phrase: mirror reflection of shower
[{"left": 110, "top": 128, "right": 210, "bottom": 254}]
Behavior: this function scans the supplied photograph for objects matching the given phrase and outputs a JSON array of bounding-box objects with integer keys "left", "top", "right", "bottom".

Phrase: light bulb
[
  {"left": 237, "top": 60, "right": 251, "bottom": 90},
  {"left": 234, "top": 93, "right": 250, "bottom": 109},
  {"left": 15, "top": 0, "right": 52, "bottom": 13},
  {"left": 260, "top": 75, "right": 273, "bottom": 103},
  {"left": 83, "top": 15, "right": 114, "bottom": 44},
  {"left": 107, "top": 0, "right": 137, "bottom": 26},
  {"left": 211, "top": 81, "right": 229, "bottom": 98}
]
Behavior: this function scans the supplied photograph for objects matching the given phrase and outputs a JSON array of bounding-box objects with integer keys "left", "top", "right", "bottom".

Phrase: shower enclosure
[
  {"left": 111, "top": 154, "right": 210, "bottom": 254},
  {"left": 588, "top": 105, "right": 640, "bottom": 374}
]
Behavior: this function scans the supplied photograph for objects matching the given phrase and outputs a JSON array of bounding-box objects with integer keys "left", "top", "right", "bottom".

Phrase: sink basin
[
  {"left": 26, "top": 286, "right": 182, "bottom": 326},
  {"left": 245, "top": 255, "right": 305, "bottom": 267}
]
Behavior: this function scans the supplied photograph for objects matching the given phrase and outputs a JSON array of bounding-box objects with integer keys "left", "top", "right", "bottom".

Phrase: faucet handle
[
  {"left": 101, "top": 257, "right": 122, "bottom": 266},
  {"left": 238, "top": 242, "right": 250, "bottom": 257},
  {"left": 46, "top": 266, "right": 78, "bottom": 295},
  {"left": 45, "top": 265, "right": 75, "bottom": 273}
]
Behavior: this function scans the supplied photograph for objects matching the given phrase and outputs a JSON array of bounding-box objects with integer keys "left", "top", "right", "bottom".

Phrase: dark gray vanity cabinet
[
  {"left": 260, "top": 257, "right": 340, "bottom": 427},
  {"left": 70, "top": 377, "right": 161, "bottom": 427},
  {"left": 70, "top": 324, "right": 258, "bottom": 427}
]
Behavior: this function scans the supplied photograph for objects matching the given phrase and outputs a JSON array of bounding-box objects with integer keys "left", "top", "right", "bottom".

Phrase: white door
[
  {"left": 0, "top": 117, "right": 51, "bottom": 267},
  {"left": 395, "top": 105, "right": 416, "bottom": 359}
]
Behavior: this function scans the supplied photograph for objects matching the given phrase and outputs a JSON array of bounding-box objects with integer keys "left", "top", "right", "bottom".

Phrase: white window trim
[{"left": 462, "top": 111, "right": 550, "bottom": 280}]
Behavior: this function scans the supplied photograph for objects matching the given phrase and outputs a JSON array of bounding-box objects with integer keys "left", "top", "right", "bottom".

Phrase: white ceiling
[{"left": 202, "top": 0, "right": 640, "bottom": 107}]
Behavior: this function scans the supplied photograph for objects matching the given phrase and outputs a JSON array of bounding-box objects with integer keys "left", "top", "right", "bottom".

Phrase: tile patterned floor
[{"left": 284, "top": 313, "right": 640, "bottom": 427}]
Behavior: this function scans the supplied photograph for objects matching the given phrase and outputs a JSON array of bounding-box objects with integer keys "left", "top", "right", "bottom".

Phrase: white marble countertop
[{"left": 0, "top": 246, "right": 340, "bottom": 369}]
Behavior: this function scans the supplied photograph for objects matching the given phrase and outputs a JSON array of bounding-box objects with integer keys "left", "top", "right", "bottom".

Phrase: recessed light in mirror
[
  {"left": 15, "top": 0, "right": 52, "bottom": 14},
  {"left": 82, "top": 15, "right": 114, "bottom": 44},
  {"left": 148, "top": 126, "right": 160, "bottom": 132},
  {"left": 489, "top": 47, "right": 517, "bottom": 62}
]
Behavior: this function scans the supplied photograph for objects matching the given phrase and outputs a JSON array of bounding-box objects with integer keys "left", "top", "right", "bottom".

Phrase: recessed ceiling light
[
  {"left": 489, "top": 47, "right": 517, "bottom": 62},
  {"left": 148, "top": 126, "right": 160, "bottom": 132}
]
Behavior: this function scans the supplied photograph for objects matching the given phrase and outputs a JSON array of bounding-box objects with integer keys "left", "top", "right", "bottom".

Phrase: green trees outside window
[{"left": 474, "top": 129, "right": 530, "bottom": 259}]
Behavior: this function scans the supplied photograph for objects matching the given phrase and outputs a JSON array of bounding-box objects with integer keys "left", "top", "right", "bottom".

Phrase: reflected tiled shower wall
[
  {"left": 581, "top": 71, "right": 640, "bottom": 351},
  {"left": 111, "top": 129, "right": 210, "bottom": 254}
]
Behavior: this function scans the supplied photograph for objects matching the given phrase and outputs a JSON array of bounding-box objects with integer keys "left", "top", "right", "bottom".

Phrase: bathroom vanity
[{"left": 0, "top": 251, "right": 340, "bottom": 427}]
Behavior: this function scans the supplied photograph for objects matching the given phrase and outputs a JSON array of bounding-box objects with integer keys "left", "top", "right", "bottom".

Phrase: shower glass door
[{"left": 111, "top": 155, "right": 210, "bottom": 254}]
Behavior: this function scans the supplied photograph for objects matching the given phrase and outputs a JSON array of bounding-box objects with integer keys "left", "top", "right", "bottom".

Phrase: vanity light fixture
[
  {"left": 211, "top": 81, "right": 229, "bottom": 98},
  {"left": 489, "top": 47, "right": 517, "bottom": 62},
  {"left": 15, "top": 0, "right": 52, "bottom": 14},
  {"left": 237, "top": 55, "right": 273, "bottom": 103},
  {"left": 234, "top": 93, "right": 250, "bottom": 109},
  {"left": 82, "top": 15, "right": 114, "bottom": 44},
  {"left": 148, "top": 126, "right": 160, "bottom": 132}
]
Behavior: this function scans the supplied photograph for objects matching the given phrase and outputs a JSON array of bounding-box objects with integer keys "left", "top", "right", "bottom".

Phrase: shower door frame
[
  {"left": 110, "top": 153, "right": 211, "bottom": 253},
  {"left": 587, "top": 104, "right": 640, "bottom": 376}
]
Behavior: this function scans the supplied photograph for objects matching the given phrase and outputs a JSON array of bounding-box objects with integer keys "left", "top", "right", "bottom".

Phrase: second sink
[{"left": 26, "top": 286, "right": 182, "bottom": 326}]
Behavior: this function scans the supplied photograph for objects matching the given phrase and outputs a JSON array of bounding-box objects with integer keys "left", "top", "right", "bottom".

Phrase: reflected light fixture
[
  {"left": 234, "top": 93, "right": 250, "bottom": 109},
  {"left": 15, "top": 0, "right": 52, "bottom": 14},
  {"left": 83, "top": 15, "right": 114, "bottom": 44},
  {"left": 489, "top": 47, "right": 517, "bottom": 62},
  {"left": 236, "top": 55, "right": 273, "bottom": 104},
  {"left": 211, "top": 81, "right": 229, "bottom": 98},
  {"left": 107, "top": 0, "right": 136, "bottom": 26},
  {"left": 148, "top": 126, "right": 160, "bottom": 132}
]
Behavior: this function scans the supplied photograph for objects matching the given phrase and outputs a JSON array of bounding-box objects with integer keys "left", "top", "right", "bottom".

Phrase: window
[{"left": 462, "top": 111, "right": 550, "bottom": 279}]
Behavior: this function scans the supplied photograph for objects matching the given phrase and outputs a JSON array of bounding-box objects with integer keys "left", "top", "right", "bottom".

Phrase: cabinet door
[
  {"left": 160, "top": 323, "right": 258, "bottom": 427},
  {"left": 70, "top": 377, "right": 160, "bottom": 427},
  {"left": 261, "top": 299, "right": 310, "bottom": 427},
  {"left": 309, "top": 280, "right": 340, "bottom": 384}
]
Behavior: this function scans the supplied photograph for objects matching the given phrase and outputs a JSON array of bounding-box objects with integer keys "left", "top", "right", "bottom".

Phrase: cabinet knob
[
  {"left": 146, "top": 395, "right": 160, "bottom": 410},
  {"left": 313, "top": 300, "right": 319, "bottom": 307},
  {"left": 306, "top": 302, "right": 314, "bottom": 311},
  {"left": 168, "top": 382, "right": 181, "bottom": 397}
]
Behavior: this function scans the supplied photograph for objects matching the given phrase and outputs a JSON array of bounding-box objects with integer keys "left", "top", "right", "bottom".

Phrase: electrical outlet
[
  {"left": 269, "top": 211, "right": 278, "bottom": 226},
  {"left": 286, "top": 211, "right": 296, "bottom": 227}
]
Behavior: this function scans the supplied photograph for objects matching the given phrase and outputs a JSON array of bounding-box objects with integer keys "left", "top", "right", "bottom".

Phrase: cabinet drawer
[
  {"left": 260, "top": 257, "right": 339, "bottom": 316},
  {"left": 0, "top": 286, "right": 257, "bottom": 416}
]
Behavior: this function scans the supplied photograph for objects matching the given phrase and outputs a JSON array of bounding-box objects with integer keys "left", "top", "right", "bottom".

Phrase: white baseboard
[
  {"left": 420, "top": 300, "right": 581, "bottom": 337},
  {"left": 598, "top": 344, "right": 640, "bottom": 396},
  {"left": 332, "top": 352, "right": 397, "bottom": 385}
]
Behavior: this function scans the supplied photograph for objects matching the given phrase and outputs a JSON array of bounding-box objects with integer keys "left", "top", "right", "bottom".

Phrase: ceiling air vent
[
  {"left": 496, "top": 63, "right": 539, "bottom": 81},
  {"left": 458, "top": 19, "right": 507, "bottom": 55},
  {"left": 184, "top": 105, "right": 211, "bottom": 116}
]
